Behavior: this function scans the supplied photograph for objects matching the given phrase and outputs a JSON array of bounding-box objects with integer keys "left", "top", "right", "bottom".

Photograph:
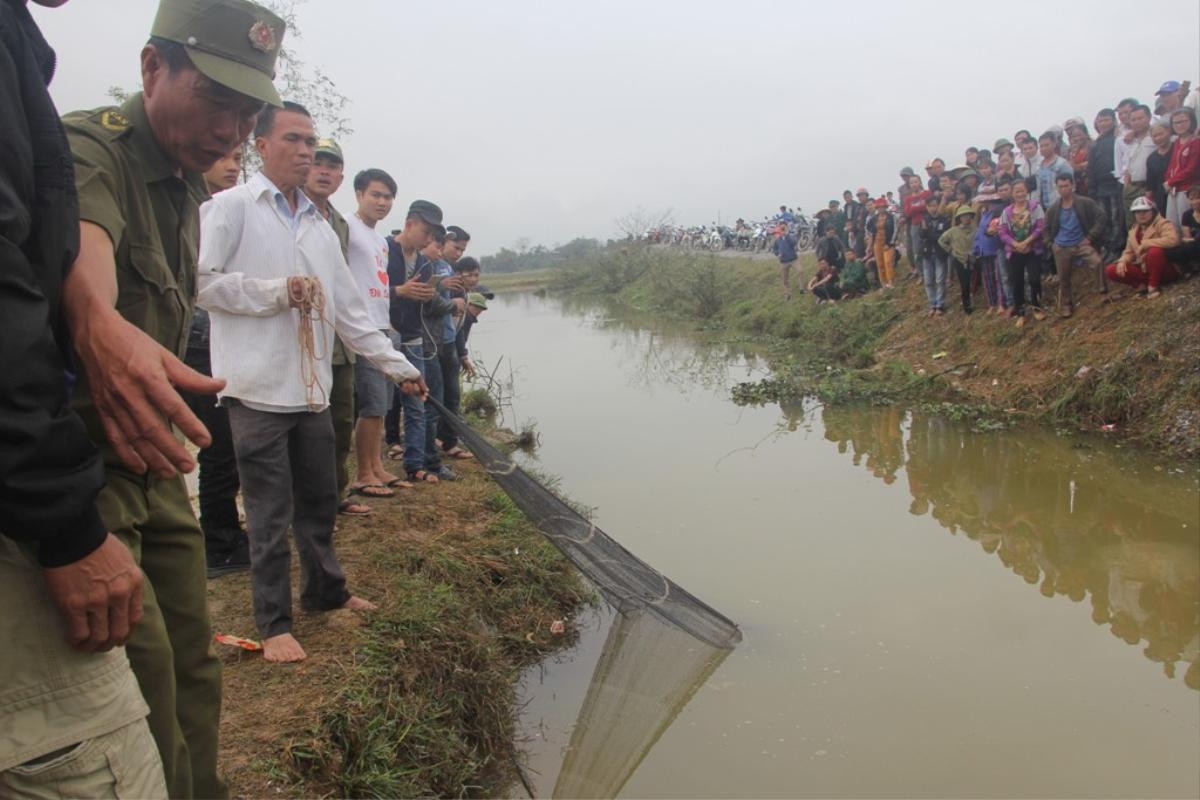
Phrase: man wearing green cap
[
  {"left": 304, "top": 138, "right": 367, "bottom": 515},
  {"left": 58, "top": 0, "right": 287, "bottom": 796}
]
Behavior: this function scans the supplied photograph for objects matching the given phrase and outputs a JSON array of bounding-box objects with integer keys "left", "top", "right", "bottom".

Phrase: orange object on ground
[{"left": 214, "top": 633, "right": 263, "bottom": 652}]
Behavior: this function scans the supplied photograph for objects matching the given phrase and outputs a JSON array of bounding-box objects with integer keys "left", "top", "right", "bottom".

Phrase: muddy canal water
[{"left": 474, "top": 292, "right": 1199, "bottom": 799}]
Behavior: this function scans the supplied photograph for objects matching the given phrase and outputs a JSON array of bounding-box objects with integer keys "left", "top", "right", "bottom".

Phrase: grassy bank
[
  {"left": 482, "top": 267, "right": 557, "bottom": 293},
  {"left": 208, "top": 443, "right": 592, "bottom": 797},
  {"left": 551, "top": 246, "right": 1200, "bottom": 458}
]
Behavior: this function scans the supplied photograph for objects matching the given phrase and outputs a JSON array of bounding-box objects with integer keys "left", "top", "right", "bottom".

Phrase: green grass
[{"left": 287, "top": 493, "right": 594, "bottom": 798}]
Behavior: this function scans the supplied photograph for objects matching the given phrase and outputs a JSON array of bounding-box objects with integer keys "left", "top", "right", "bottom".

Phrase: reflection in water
[
  {"left": 550, "top": 610, "right": 730, "bottom": 799},
  {"left": 815, "top": 404, "right": 1200, "bottom": 689}
]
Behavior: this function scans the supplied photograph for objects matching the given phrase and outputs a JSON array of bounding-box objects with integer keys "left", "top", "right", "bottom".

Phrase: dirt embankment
[
  {"left": 206, "top": 452, "right": 590, "bottom": 798},
  {"left": 551, "top": 247, "right": 1200, "bottom": 458}
]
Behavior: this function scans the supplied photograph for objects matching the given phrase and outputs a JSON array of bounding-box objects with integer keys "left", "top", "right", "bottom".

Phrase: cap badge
[{"left": 248, "top": 20, "right": 277, "bottom": 53}]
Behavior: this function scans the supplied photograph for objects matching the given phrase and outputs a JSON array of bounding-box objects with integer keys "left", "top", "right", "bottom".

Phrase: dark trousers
[
  {"left": 384, "top": 387, "right": 402, "bottom": 446},
  {"left": 951, "top": 257, "right": 976, "bottom": 312},
  {"left": 1006, "top": 250, "right": 1042, "bottom": 316},
  {"left": 226, "top": 402, "right": 349, "bottom": 638},
  {"left": 437, "top": 342, "right": 462, "bottom": 451},
  {"left": 181, "top": 347, "right": 242, "bottom": 555},
  {"left": 422, "top": 343, "right": 444, "bottom": 471},
  {"left": 1095, "top": 183, "right": 1127, "bottom": 258},
  {"left": 329, "top": 361, "right": 354, "bottom": 499}
]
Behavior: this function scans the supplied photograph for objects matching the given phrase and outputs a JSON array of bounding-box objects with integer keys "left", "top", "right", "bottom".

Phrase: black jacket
[
  {"left": 1087, "top": 131, "right": 1120, "bottom": 194},
  {"left": 814, "top": 235, "right": 845, "bottom": 268},
  {"left": 866, "top": 211, "right": 897, "bottom": 246},
  {"left": 0, "top": 0, "right": 107, "bottom": 566},
  {"left": 1043, "top": 195, "right": 1107, "bottom": 249},
  {"left": 385, "top": 239, "right": 455, "bottom": 345}
]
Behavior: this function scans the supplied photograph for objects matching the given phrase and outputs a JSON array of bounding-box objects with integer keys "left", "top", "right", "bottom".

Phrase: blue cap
[{"left": 1156, "top": 80, "right": 1181, "bottom": 95}]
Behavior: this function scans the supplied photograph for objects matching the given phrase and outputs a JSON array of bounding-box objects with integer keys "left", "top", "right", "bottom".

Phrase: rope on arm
[{"left": 293, "top": 276, "right": 329, "bottom": 411}]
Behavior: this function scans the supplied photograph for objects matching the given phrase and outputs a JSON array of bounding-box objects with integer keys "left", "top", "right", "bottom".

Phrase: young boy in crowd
[
  {"left": 456, "top": 292, "right": 489, "bottom": 379},
  {"left": 440, "top": 256, "right": 483, "bottom": 457},
  {"left": 919, "top": 193, "right": 951, "bottom": 315},
  {"left": 808, "top": 258, "right": 842, "bottom": 303},
  {"left": 939, "top": 206, "right": 979, "bottom": 314}
]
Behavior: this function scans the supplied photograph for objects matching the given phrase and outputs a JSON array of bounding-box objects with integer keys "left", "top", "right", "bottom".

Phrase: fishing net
[{"left": 431, "top": 397, "right": 742, "bottom": 649}]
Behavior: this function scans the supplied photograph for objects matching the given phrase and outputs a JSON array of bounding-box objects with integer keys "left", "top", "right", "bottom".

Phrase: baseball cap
[
  {"left": 900, "top": 166, "right": 916, "bottom": 177},
  {"left": 314, "top": 138, "right": 343, "bottom": 163},
  {"left": 1156, "top": 80, "right": 1181, "bottom": 96},
  {"left": 1062, "top": 117, "right": 1086, "bottom": 131},
  {"left": 873, "top": 198, "right": 887, "bottom": 208},
  {"left": 856, "top": 187, "right": 869, "bottom": 196},
  {"left": 467, "top": 292, "right": 488, "bottom": 310},
  {"left": 1129, "top": 196, "right": 1156, "bottom": 212},
  {"left": 151, "top": 0, "right": 286, "bottom": 107},
  {"left": 445, "top": 225, "right": 470, "bottom": 242},
  {"left": 407, "top": 200, "right": 444, "bottom": 228},
  {"left": 993, "top": 137, "right": 1014, "bottom": 150}
]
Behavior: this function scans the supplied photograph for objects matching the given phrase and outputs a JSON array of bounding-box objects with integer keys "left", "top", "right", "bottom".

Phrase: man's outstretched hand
[
  {"left": 43, "top": 533, "right": 144, "bottom": 652},
  {"left": 74, "top": 308, "right": 224, "bottom": 477}
]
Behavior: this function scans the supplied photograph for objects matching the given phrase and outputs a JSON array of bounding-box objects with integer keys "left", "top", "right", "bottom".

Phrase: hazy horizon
[{"left": 33, "top": 0, "right": 1200, "bottom": 257}]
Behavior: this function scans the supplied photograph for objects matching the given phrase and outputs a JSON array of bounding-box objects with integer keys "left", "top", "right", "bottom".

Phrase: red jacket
[
  {"left": 1164, "top": 136, "right": 1199, "bottom": 190},
  {"left": 903, "top": 190, "right": 930, "bottom": 224}
]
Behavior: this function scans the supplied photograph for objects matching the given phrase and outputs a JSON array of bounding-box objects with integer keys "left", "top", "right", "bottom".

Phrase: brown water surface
[{"left": 474, "top": 292, "right": 1199, "bottom": 799}]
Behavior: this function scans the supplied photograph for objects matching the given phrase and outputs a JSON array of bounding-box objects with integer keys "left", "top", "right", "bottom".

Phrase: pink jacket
[{"left": 997, "top": 200, "right": 1045, "bottom": 257}]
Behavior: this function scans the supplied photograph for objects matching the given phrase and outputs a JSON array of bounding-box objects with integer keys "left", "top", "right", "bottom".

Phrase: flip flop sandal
[
  {"left": 407, "top": 469, "right": 439, "bottom": 483},
  {"left": 444, "top": 447, "right": 474, "bottom": 460},
  {"left": 350, "top": 484, "right": 394, "bottom": 498},
  {"left": 386, "top": 477, "right": 414, "bottom": 488},
  {"left": 387, "top": 444, "right": 405, "bottom": 460},
  {"left": 338, "top": 500, "right": 373, "bottom": 516}
]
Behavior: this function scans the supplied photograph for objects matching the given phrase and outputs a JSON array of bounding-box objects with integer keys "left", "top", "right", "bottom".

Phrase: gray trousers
[{"left": 226, "top": 402, "right": 350, "bottom": 638}]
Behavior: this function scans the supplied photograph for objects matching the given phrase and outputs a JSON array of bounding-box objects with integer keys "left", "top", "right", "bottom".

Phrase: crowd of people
[
  {"left": 2, "top": 0, "right": 492, "bottom": 797},
  {"left": 767, "top": 84, "right": 1200, "bottom": 318}
]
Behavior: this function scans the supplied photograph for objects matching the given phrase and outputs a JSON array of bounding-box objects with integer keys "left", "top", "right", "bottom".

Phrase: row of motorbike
[{"left": 644, "top": 218, "right": 816, "bottom": 253}]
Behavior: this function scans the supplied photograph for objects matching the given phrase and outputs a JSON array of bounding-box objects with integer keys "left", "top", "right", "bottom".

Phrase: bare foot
[
  {"left": 343, "top": 595, "right": 378, "bottom": 612},
  {"left": 262, "top": 633, "right": 307, "bottom": 663}
]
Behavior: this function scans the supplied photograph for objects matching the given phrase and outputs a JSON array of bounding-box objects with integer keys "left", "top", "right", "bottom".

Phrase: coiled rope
[{"left": 293, "top": 276, "right": 329, "bottom": 411}]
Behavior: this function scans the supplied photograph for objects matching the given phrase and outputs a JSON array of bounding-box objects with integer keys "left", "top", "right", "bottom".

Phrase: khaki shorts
[{"left": 1, "top": 718, "right": 166, "bottom": 800}]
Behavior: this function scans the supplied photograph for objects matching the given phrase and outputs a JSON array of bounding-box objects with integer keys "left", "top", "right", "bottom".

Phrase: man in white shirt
[
  {"left": 197, "top": 102, "right": 425, "bottom": 663},
  {"left": 345, "top": 168, "right": 407, "bottom": 499},
  {"left": 1115, "top": 104, "right": 1154, "bottom": 226},
  {"left": 1017, "top": 137, "right": 1043, "bottom": 180}
]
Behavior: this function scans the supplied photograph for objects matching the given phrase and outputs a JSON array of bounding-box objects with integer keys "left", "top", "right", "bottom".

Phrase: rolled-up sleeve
[{"left": 197, "top": 197, "right": 290, "bottom": 316}]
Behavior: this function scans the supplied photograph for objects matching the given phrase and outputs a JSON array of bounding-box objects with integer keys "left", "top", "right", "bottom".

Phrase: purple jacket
[
  {"left": 997, "top": 200, "right": 1046, "bottom": 257},
  {"left": 972, "top": 205, "right": 1004, "bottom": 258}
]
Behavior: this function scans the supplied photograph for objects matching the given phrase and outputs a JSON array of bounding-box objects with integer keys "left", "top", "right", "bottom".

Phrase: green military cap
[
  {"left": 467, "top": 292, "right": 488, "bottom": 310},
  {"left": 151, "top": 0, "right": 286, "bottom": 108},
  {"left": 314, "top": 138, "right": 343, "bottom": 163}
]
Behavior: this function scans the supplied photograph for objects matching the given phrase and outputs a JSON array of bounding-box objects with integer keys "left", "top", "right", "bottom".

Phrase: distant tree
[
  {"left": 480, "top": 237, "right": 604, "bottom": 273},
  {"left": 615, "top": 207, "right": 673, "bottom": 240}
]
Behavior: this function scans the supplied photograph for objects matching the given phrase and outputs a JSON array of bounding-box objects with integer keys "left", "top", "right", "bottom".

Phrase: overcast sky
[{"left": 34, "top": 0, "right": 1200, "bottom": 256}]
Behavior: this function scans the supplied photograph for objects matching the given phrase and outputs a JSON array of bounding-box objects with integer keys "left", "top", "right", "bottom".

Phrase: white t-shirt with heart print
[{"left": 347, "top": 212, "right": 391, "bottom": 330}]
